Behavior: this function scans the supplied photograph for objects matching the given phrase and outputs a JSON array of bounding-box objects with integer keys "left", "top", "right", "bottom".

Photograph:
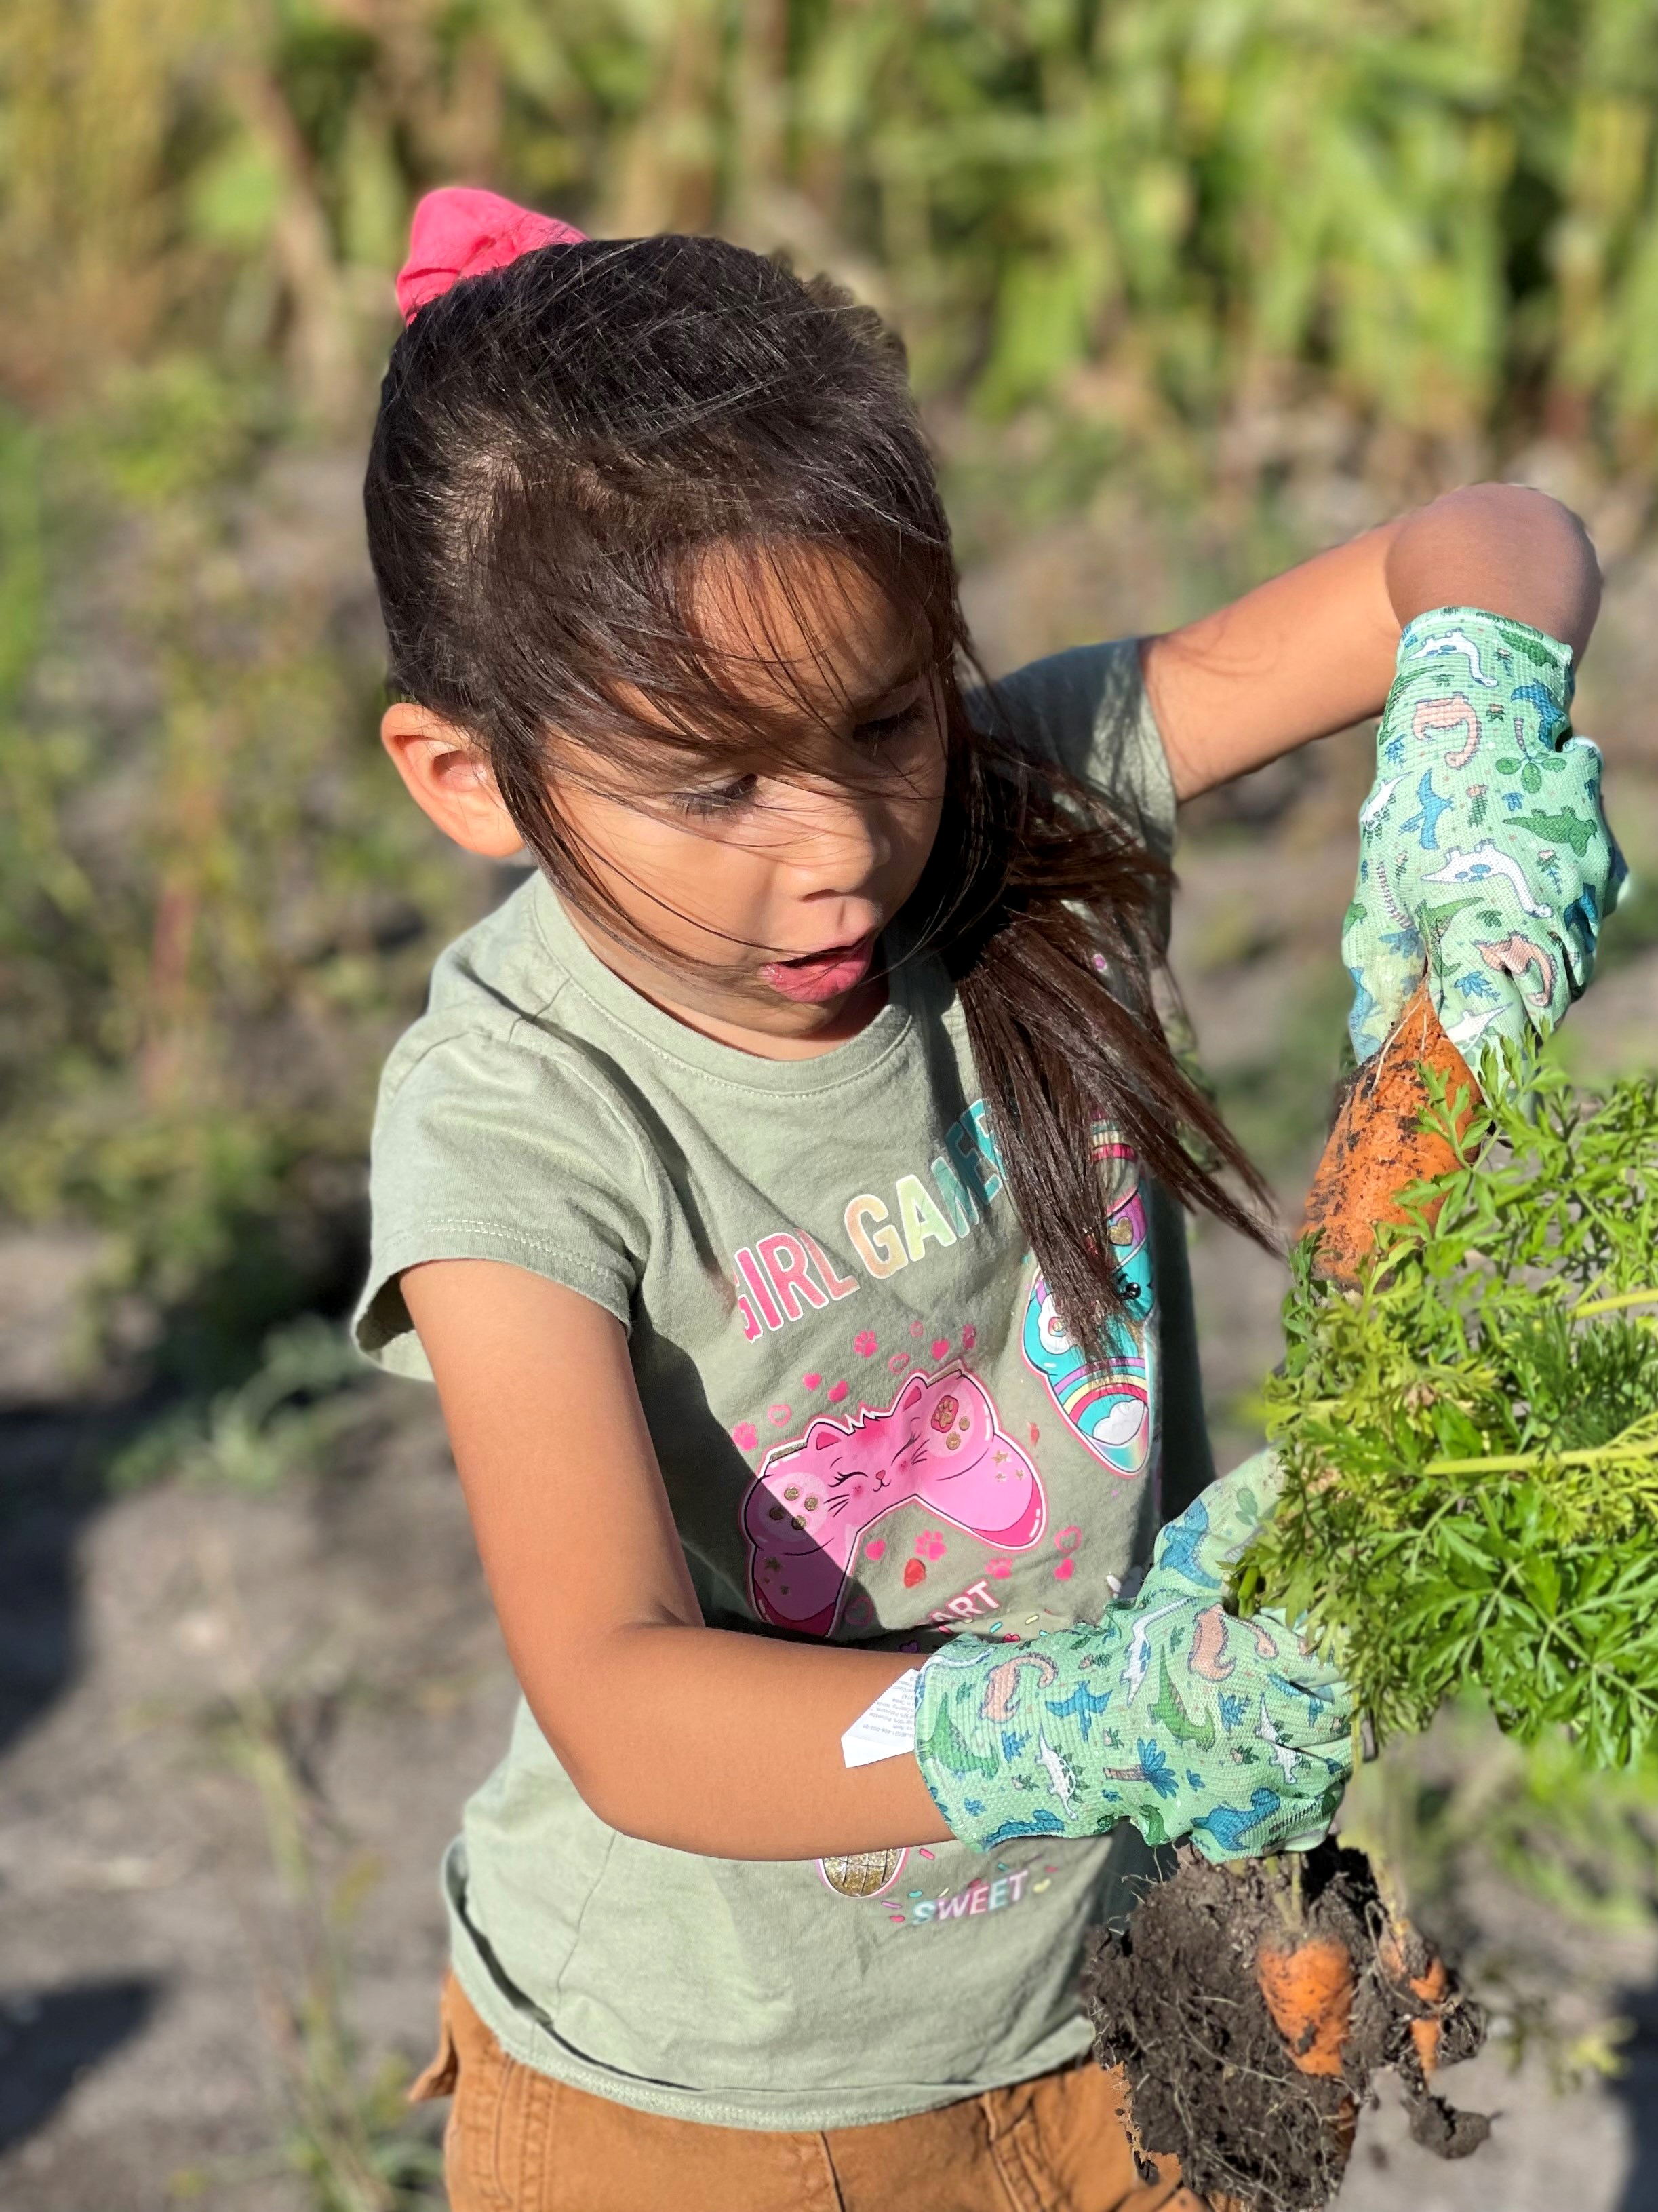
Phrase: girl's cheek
[
  {"left": 604, "top": 823, "right": 769, "bottom": 957},
  {"left": 665, "top": 845, "right": 774, "bottom": 950},
  {"left": 892, "top": 777, "right": 947, "bottom": 878}
]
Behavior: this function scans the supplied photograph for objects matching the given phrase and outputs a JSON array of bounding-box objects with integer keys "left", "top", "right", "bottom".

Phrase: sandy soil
[{"left": 0, "top": 1349, "right": 517, "bottom": 2211}]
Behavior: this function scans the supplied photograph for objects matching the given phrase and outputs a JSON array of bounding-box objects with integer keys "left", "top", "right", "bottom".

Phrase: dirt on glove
[{"left": 1082, "top": 1841, "right": 1489, "bottom": 2212}]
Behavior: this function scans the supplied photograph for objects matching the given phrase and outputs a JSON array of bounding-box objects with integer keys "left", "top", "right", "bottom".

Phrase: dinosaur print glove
[
  {"left": 913, "top": 1454, "right": 1354, "bottom": 1863},
  {"left": 1342, "top": 606, "right": 1624, "bottom": 1075}
]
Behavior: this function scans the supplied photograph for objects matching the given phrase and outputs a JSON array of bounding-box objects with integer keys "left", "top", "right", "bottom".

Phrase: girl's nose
[{"left": 780, "top": 779, "right": 891, "bottom": 886}]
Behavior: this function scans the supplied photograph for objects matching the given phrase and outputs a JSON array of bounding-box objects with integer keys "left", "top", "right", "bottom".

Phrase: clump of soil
[{"left": 1082, "top": 1842, "right": 1490, "bottom": 2212}]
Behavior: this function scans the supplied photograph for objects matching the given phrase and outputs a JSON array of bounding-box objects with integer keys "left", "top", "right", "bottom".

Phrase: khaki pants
[{"left": 414, "top": 1973, "right": 1203, "bottom": 2212}]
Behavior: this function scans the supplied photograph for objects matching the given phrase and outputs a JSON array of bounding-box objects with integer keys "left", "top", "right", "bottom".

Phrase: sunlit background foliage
[
  {"left": 5, "top": 0, "right": 1658, "bottom": 1385},
  {"left": 5, "top": 16, "right": 1658, "bottom": 2195}
]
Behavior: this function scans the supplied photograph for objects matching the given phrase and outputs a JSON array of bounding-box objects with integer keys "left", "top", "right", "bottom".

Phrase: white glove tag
[{"left": 840, "top": 1671, "right": 920, "bottom": 1769}]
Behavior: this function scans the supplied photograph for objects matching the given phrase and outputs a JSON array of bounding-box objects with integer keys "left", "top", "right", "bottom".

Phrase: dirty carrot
[
  {"left": 1379, "top": 1920, "right": 1451, "bottom": 2078},
  {"left": 1254, "top": 1933, "right": 1354, "bottom": 2078},
  {"left": 1300, "top": 982, "right": 1480, "bottom": 1283}
]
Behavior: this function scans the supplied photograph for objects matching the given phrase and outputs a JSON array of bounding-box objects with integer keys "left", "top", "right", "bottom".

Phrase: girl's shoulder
[
  {"left": 358, "top": 876, "right": 663, "bottom": 1376},
  {"left": 376, "top": 870, "right": 651, "bottom": 1121},
  {"left": 370, "top": 869, "right": 664, "bottom": 1231},
  {"left": 966, "top": 636, "right": 1175, "bottom": 860},
  {"left": 378, "top": 871, "right": 579, "bottom": 1099}
]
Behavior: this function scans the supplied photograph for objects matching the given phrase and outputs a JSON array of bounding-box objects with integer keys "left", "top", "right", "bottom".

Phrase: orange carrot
[
  {"left": 1301, "top": 982, "right": 1480, "bottom": 1283},
  {"left": 1255, "top": 1933, "right": 1354, "bottom": 2078},
  {"left": 1408, "top": 1954, "right": 1450, "bottom": 2076},
  {"left": 1379, "top": 1920, "right": 1451, "bottom": 2078}
]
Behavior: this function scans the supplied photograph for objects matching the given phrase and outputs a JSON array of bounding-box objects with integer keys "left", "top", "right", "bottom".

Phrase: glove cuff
[
  {"left": 915, "top": 1627, "right": 1099, "bottom": 1854},
  {"left": 1392, "top": 604, "right": 1575, "bottom": 734},
  {"left": 1147, "top": 1450, "right": 1283, "bottom": 1595}
]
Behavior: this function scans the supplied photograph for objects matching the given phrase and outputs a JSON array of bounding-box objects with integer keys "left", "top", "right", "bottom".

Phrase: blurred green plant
[
  {"left": 7, "top": 0, "right": 1658, "bottom": 1395},
  {"left": 231, "top": 1685, "right": 444, "bottom": 2212},
  {"left": 9, "top": 0, "right": 1658, "bottom": 459},
  {"left": 0, "top": 369, "right": 483, "bottom": 1389},
  {"left": 108, "top": 1316, "right": 372, "bottom": 1491},
  {"left": 1205, "top": 956, "right": 1356, "bottom": 1177},
  {"left": 1596, "top": 861, "right": 1658, "bottom": 970},
  {"left": 170, "top": 1549, "right": 445, "bottom": 2210},
  {"left": 1358, "top": 1699, "right": 1658, "bottom": 1934},
  {"left": 1341, "top": 1693, "right": 1658, "bottom": 2086}
]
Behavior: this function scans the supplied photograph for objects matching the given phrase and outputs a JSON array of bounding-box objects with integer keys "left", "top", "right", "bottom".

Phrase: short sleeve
[
  {"left": 353, "top": 1022, "right": 651, "bottom": 1380},
  {"left": 972, "top": 639, "right": 1176, "bottom": 864}
]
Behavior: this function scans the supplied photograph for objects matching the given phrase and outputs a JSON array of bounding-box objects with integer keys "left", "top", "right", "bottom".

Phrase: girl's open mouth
[{"left": 760, "top": 932, "right": 877, "bottom": 1003}]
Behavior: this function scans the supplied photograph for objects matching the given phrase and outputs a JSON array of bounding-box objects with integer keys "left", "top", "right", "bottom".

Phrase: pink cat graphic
[{"left": 742, "top": 1366, "right": 1044, "bottom": 1636}]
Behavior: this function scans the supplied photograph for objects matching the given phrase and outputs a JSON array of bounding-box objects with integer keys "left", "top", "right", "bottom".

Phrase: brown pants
[{"left": 414, "top": 1973, "right": 1203, "bottom": 2212}]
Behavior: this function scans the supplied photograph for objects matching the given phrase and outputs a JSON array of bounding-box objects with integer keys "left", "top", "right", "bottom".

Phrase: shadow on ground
[
  {"left": 1613, "top": 1977, "right": 1658, "bottom": 2212},
  {"left": 0, "top": 1400, "right": 130, "bottom": 1762},
  {"left": 0, "top": 1981, "right": 160, "bottom": 2152}
]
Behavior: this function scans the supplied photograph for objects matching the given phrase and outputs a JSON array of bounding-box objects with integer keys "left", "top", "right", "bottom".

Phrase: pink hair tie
[{"left": 396, "top": 187, "right": 586, "bottom": 322}]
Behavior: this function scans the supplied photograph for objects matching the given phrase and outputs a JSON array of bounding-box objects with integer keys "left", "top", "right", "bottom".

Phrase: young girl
[{"left": 356, "top": 189, "right": 1615, "bottom": 2212}]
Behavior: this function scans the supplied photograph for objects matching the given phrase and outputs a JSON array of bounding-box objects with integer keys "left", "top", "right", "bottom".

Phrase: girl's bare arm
[
  {"left": 1143, "top": 483, "right": 1601, "bottom": 800},
  {"left": 402, "top": 1257, "right": 951, "bottom": 1859}
]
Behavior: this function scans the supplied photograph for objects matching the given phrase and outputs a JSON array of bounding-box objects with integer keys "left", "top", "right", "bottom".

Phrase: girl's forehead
[{"left": 686, "top": 543, "right": 927, "bottom": 714}]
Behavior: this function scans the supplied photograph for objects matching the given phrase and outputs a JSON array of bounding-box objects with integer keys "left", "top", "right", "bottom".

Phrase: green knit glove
[
  {"left": 914, "top": 1454, "right": 1354, "bottom": 1863},
  {"left": 1342, "top": 606, "right": 1624, "bottom": 1077}
]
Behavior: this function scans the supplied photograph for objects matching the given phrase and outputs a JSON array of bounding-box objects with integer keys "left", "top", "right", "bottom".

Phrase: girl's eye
[
  {"left": 854, "top": 697, "right": 926, "bottom": 747},
  {"left": 671, "top": 773, "right": 760, "bottom": 820}
]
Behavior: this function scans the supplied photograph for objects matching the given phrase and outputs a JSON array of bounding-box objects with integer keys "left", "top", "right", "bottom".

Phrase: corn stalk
[{"left": 2, "top": 1, "right": 1658, "bottom": 462}]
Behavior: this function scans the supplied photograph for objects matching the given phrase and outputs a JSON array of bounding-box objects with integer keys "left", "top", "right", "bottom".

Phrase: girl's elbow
[
  {"left": 574, "top": 1772, "right": 691, "bottom": 1852},
  {"left": 1536, "top": 494, "right": 1602, "bottom": 656},
  {"left": 538, "top": 1714, "right": 678, "bottom": 1846},
  {"left": 1480, "top": 482, "right": 1599, "bottom": 579},
  {"left": 1398, "top": 484, "right": 1602, "bottom": 655},
  {"left": 1514, "top": 488, "right": 1600, "bottom": 655}
]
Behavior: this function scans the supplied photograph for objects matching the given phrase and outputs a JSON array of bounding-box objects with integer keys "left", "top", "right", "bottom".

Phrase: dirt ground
[
  {"left": 4, "top": 495, "right": 1658, "bottom": 2210},
  {"left": 0, "top": 1332, "right": 514, "bottom": 2211}
]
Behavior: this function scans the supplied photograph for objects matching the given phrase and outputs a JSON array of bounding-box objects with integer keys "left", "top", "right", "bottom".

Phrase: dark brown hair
[{"left": 363, "top": 233, "right": 1269, "bottom": 1346}]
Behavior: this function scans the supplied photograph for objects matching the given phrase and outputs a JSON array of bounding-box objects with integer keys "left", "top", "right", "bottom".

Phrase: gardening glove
[
  {"left": 1341, "top": 606, "right": 1625, "bottom": 1079},
  {"left": 914, "top": 1452, "right": 1354, "bottom": 1862}
]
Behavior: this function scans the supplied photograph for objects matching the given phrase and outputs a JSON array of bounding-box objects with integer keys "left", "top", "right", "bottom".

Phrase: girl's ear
[{"left": 380, "top": 704, "right": 526, "bottom": 859}]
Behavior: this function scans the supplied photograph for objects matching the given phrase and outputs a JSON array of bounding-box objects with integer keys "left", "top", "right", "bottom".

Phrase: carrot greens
[{"left": 1242, "top": 1064, "right": 1658, "bottom": 1769}]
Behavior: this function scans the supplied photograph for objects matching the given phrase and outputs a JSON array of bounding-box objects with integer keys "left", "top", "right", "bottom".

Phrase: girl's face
[
  {"left": 384, "top": 548, "right": 949, "bottom": 1061},
  {"left": 556, "top": 553, "right": 947, "bottom": 1055}
]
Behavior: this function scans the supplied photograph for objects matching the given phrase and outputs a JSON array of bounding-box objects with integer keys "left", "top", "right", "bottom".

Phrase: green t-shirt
[{"left": 355, "top": 640, "right": 1217, "bottom": 2129}]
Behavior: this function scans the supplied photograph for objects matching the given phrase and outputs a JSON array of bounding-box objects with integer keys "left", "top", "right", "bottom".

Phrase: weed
[
  {"left": 109, "top": 1317, "right": 373, "bottom": 1494},
  {"left": 178, "top": 1541, "right": 445, "bottom": 2211}
]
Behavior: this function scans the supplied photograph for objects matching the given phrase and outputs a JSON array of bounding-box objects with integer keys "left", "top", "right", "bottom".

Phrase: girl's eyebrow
[
  {"left": 597, "top": 647, "right": 932, "bottom": 795},
  {"left": 846, "top": 657, "right": 927, "bottom": 713}
]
